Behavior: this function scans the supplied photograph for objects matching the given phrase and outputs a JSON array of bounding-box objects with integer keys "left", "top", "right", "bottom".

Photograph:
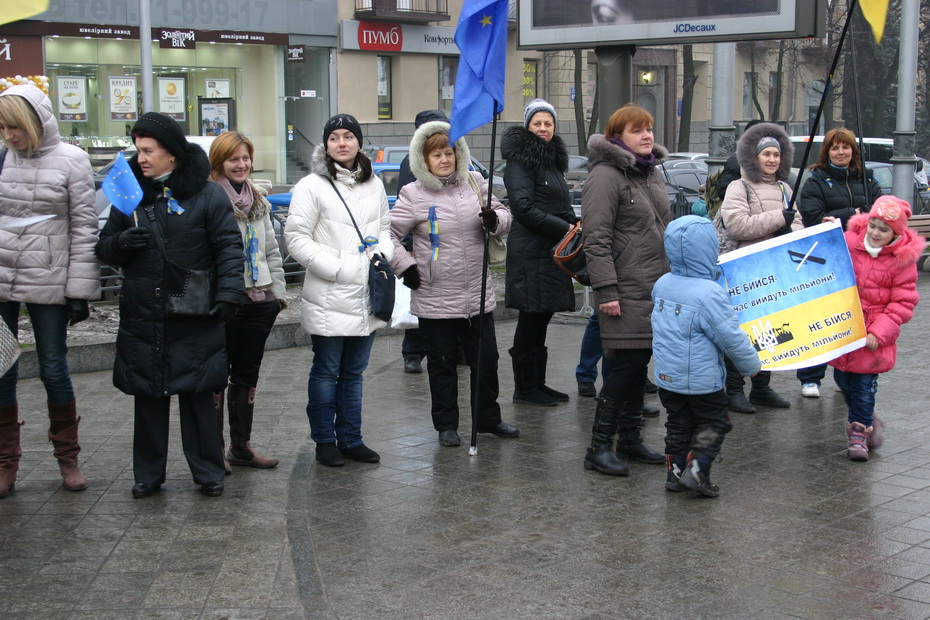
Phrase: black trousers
[
  {"left": 660, "top": 388, "right": 732, "bottom": 460},
  {"left": 511, "top": 311, "right": 553, "bottom": 356},
  {"left": 601, "top": 348, "right": 652, "bottom": 406},
  {"left": 724, "top": 356, "right": 770, "bottom": 393},
  {"left": 224, "top": 300, "right": 280, "bottom": 387},
  {"left": 418, "top": 314, "right": 502, "bottom": 432},
  {"left": 402, "top": 328, "right": 426, "bottom": 360},
  {"left": 133, "top": 392, "right": 226, "bottom": 486}
]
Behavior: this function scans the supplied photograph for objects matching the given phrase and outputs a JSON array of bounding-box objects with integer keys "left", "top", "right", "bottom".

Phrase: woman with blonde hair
[
  {"left": 0, "top": 84, "right": 100, "bottom": 498},
  {"left": 209, "top": 131, "right": 286, "bottom": 470}
]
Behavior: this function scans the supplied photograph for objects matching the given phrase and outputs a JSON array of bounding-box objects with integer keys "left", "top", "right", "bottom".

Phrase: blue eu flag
[
  {"left": 449, "top": 0, "right": 508, "bottom": 143},
  {"left": 102, "top": 154, "right": 143, "bottom": 216}
]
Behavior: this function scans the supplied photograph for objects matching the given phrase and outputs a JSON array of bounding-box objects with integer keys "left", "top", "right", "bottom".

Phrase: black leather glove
[
  {"left": 117, "top": 227, "right": 152, "bottom": 251},
  {"left": 401, "top": 265, "right": 421, "bottom": 290},
  {"left": 210, "top": 301, "right": 239, "bottom": 322},
  {"left": 782, "top": 209, "right": 796, "bottom": 227},
  {"left": 65, "top": 298, "right": 89, "bottom": 326},
  {"left": 478, "top": 208, "right": 498, "bottom": 232}
]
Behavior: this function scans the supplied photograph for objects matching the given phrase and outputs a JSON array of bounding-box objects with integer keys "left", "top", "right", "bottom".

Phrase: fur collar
[
  {"left": 586, "top": 133, "right": 668, "bottom": 172},
  {"left": 129, "top": 142, "right": 210, "bottom": 203},
  {"left": 232, "top": 181, "right": 271, "bottom": 223},
  {"left": 736, "top": 122, "right": 794, "bottom": 184},
  {"left": 847, "top": 212, "right": 927, "bottom": 266},
  {"left": 500, "top": 126, "right": 569, "bottom": 173},
  {"left": 408, "top": 120, "right": 472, "bottom": 192},
  {"left": 309, "top": 144, "right": 363, "bottom": 185}
]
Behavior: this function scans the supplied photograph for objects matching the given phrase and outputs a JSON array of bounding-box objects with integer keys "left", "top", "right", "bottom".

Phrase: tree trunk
[
  {"left": 771, "top": 40, "right": 785, "bottom": 121},
  {"left": 749, "top": 44, "right": 766, "bottom": 120},
  {"left": 573, "top": 49, "right": 588, "bottom": 156},
  {"left": 678, "top": 44, "right": 695, "bottom": 152}
]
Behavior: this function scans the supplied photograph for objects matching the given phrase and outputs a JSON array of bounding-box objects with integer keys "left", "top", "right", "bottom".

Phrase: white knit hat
[{"left": 524, "top": 99, "right": 557, "bottom": 128}]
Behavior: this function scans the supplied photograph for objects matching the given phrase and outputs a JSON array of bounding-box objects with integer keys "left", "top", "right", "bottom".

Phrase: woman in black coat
[
  {"left": 502, "top": 99, "right": 577, "bottom": 406},
  {"left": 795, "top": 127, "right": 881, "bottom": 398},
  {"left": 96, "top": 113, "right": 244, "bottom": 499}
]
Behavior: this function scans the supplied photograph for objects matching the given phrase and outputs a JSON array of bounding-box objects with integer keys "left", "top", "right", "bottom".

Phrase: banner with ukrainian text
[{"left": 718, "top": 221, "right": 866, "bottom": 371}]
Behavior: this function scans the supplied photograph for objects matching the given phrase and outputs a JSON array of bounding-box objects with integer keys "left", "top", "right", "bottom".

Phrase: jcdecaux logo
[{"left": 673, "top": 23, "right": 717, "bottom": 33}]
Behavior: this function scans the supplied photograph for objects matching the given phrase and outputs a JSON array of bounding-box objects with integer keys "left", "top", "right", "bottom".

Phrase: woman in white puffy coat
[
  {"left": 284, "top": 114, "right": 391, "bottom": 468},
  {"left": 390, "top": 120, "right": 519, "bottom": 447},
  {"left": 0, "top": 84, "right": 100, "bottom": 497}
]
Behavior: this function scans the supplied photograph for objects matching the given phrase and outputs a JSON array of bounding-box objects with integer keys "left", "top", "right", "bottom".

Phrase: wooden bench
[{"left": 907, "top": 215, "right": 930, "bottom": 271}]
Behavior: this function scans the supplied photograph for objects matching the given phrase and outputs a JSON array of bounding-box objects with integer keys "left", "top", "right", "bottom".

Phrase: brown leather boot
[
  {"left": 0, "top": 404, "right": 21, "bottom": 499},
  {"left": 227, "top": 384, "right": 278, "bottom": 468},
  {"left": 214, "top": 389, "right": 231, "bottom": 475},
  {"left": 47, "top": 401, "right": 87, "bottom": 492}
]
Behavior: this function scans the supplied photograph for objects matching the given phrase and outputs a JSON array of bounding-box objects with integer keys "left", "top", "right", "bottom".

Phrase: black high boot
[
  {"left": 748, "top": 372, "right": 790, "bottom": 408},
  {"left": 583, "top": 397, "right": 630, "bottom": 476},
  {"left": 665, "top": 454, "right": 688, "bottom": 492},
  {"left": 616, "top": 410, "right": 665, "bottom": 464},
  {"left": 510, "top": 348, "right": 557, "bottom": 406},
  {"left": 536, "top": 347, "right": 569, "bottom": 402}
]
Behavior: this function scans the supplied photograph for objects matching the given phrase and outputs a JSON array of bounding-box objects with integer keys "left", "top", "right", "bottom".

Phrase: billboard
[{"left": 518, "top": 0, "right": 826, "bottom": 50}]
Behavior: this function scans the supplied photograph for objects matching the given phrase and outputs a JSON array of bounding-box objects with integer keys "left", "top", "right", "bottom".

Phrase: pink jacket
[{"left": 831, "top": 213, "right": 925, "bottom": 374}]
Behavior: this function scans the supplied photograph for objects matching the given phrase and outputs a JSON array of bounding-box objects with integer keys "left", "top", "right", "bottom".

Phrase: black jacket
[
  {"left": 797, "top": 165, "right": 882, "bottom": 229},
  {"left": 501, "top": 126, "right": 576, "bottom": 313},
  {"left": 95, "top": 145, "right": 244, "bottom": 398}
]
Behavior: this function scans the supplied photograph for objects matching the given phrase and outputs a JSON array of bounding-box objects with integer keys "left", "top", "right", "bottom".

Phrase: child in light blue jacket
[{"left": 651, "top": 216, "right": 761, "bottom": 497}]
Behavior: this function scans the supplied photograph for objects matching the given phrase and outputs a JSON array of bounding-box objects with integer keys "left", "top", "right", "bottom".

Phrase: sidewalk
[{"left": 1, "top": 276, "right": 930, "bottom": 619}]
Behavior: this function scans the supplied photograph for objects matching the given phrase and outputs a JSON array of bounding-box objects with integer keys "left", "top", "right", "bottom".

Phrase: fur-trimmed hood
[
  {"left": 129, "top": 142, "right": 211, "bottom": 203},
  {"left": 736, "top": 122, "right": 793, "bottom": 184},
  {"left": 408, "top": 120, "right": 472, "bottom": 191},
  {"left": 500, "top": 125, "right": 569, "bottom": 173},
  {"left": 847, "top": 212, "right": 927, "bottom": 266},
  {"left": 585, "top": 133, "right": 668, "bottom": 173}
]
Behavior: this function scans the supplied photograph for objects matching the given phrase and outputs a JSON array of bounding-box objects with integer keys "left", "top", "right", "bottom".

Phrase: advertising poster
[
  {"left": 109, "top": 76, "right": 137, "bottom": 121},
  {"left": 56, "top": 76, "right": 87, "bottom": 122},
  {"left": 718, "top": 221, "right": 866, "bottom": 371},
  {"left": 200, "top": 102, "right": 229, "bottom": 136},
  {"left": 204, "top": 79, "right": 230, "bottom": 98},
  {"left": 157, "top": 77, "right": 186, "bottom": 120}
]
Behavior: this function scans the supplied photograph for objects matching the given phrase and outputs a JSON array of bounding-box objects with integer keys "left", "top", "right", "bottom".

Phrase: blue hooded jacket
[{"left": 651, "top": 216, "right": 761, "bottom": 394}]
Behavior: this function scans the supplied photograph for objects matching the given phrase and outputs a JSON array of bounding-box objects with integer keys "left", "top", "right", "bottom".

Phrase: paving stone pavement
[{"left": 2, "top": 275, "right": 930, "bottom": 619}]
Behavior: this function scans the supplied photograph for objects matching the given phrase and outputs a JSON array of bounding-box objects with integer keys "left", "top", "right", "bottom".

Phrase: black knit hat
[
  {"left": 415, "top": 109, "right": 449, "bottom": 128},
  {"left": 322, "top": 114, "right": 363, "bottom": 145},
  {"left": 131, "top": 112, "right": 188, "bottom": 160}
]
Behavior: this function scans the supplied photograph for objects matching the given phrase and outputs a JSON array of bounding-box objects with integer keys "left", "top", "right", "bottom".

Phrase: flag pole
[
  {"left": 469, "top": 100, "right": 499, "bottom": 457},
  {"left": 847, "top": 18, "right": 872, "bottom": 207},
  {"left": 788, "top": 0, "right": 858, "bottom": 210}
]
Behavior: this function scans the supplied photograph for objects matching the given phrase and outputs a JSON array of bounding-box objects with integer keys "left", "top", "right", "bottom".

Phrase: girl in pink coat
[{"left": 831, "top": 196, "right": 925, "bottom": 461}]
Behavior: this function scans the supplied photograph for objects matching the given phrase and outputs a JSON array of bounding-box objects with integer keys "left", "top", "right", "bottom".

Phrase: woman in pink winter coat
[
  {"left": 831, "top": 196, "right": 925, "bottom": 461},
  {"left": 390, "top": 120, "right": 519, "bottom": 447}
]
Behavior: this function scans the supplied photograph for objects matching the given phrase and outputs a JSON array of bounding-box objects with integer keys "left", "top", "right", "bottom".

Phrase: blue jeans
[
  {"left": 306, "top": 333, "right": 376, "bottom": 448},
  {"left": 0, "top": 301, "right": 74, "bottom": 407},
  {"left": 797, "top": 363, "right": 827, "bottom": 386},
  {"left": 833, "top": 368, "right": 878, "bottom": 426},
  {"left": 575, "top": 312, "right": 613, "bottom": 383}
]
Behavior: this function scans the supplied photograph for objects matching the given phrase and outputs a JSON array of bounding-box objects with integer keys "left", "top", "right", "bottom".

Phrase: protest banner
[{"left": 718, "top": 220, "right": 865, "bottom": 371}]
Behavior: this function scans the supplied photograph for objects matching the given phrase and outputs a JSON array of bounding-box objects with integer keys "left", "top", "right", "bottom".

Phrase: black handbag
[
  {"left": 553, "top": 222, "right": 590, "bottom": 286},
  {"left": 145, "top": 205, "right": 215, "bottom": 318},
  {"left": 327, "top": 179, "right": 395, "bottom": 322}
]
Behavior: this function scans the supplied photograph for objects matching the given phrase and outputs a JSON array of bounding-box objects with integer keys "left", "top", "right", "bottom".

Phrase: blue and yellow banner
[{"left": 718, "top": 221, "right": 865, "bottom": 371}]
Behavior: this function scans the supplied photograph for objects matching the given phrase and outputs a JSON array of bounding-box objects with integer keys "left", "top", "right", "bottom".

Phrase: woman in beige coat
[
  {"left": 719, "top": 121, "right": 803, "bottom": 413},
  {"left": 0, "top": 84, "right": 100, "bottom": 497}
]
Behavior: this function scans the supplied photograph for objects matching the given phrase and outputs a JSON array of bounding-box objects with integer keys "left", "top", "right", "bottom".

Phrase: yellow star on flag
[{"left": 480, "top": 14, "right": 492, "bottom": 27}]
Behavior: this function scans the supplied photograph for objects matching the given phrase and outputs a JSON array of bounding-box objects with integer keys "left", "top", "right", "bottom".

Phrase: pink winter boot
[{"left": 846, "top": 422, "right": 872, "bottom": 462}]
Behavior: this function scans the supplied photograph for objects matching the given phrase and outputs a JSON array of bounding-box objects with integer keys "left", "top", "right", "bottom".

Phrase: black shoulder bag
[
  {"left": 144, "top": 205, "right": 216, "bottom": 318},
  {"left": 326, "top": 178, "right": 394, "bottom": 322}
]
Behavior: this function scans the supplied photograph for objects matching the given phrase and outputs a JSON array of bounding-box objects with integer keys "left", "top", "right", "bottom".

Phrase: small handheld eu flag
[{"left": 102, "top": 154, "right": 143, "bottom": 216}]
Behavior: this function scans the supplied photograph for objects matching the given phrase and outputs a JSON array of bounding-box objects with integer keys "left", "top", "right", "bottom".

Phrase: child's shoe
[
  {"left": 846, "top": 422, "right": 872, "bottom": 461},
  {"left": 679, "top": 456, "right": 719, "bottom": 497},
  {"left": 867, "top": 416, "right": 884, "bottom": 450},
  {"left": 665, "top": 454, "right": 687, "bottom": 492}
]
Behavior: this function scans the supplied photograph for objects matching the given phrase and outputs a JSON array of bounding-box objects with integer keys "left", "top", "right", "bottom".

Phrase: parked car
[
  {"left": 667, "top": 152, "right": 708, "bottom": 162},
  {"left": 791, "top": 161, "right": 930, "bottom": 215}
]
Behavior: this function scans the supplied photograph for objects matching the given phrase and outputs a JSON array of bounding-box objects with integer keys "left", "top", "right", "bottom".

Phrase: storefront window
[
  {"left": 439, "top": 56, "right": 457, "bottom": 118},
  {"left": 377, "top": 56, "right": 392, "bottom": 120}
]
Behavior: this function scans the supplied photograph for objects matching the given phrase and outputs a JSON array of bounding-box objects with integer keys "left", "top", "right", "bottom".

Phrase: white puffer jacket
[
  {"left": 284, "top": 146, "right": 392, "bottom": 336},
  {"left": 0, "top": 84, "right": 100, "bottom": 304},
  {"left": 390, "top": 120, "right": 510, "bottom": 319}
]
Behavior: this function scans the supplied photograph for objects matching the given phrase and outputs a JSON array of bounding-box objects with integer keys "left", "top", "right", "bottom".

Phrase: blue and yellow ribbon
[
  {"left": 244, "top": 223, "right": 260, "bottom": 283},
  {"left": 357, "top": 235, "right": 379, "bottom": 253},
  {"left": 164, "top": 187, "right": 184, "bottom": 215},
  {"left": 428, "top": 206, "right": 440, "bottom": 261}
]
